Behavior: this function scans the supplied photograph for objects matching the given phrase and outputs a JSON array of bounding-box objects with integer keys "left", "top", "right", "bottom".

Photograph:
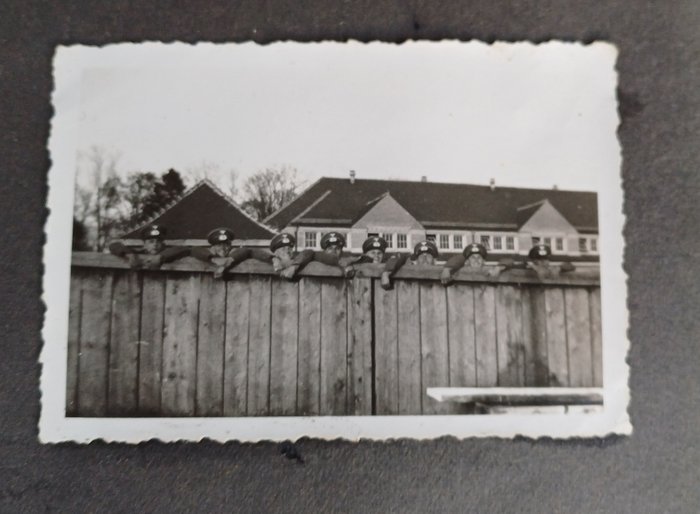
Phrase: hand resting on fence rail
[{"left": 73, "top": 252, "right": 600, "bottom": 286}]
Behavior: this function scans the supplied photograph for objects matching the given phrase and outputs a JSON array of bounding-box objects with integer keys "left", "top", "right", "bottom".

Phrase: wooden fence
[{"left": 66, "top": 252, "right": 602, "bottom": 417}]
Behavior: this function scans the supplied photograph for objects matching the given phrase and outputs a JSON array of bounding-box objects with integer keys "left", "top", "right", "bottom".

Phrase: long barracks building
[{"left": 266, "top": 175, "right": 599, "bottom": 262}]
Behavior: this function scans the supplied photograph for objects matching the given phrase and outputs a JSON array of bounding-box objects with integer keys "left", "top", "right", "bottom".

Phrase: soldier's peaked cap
[
  {"left": 321, "top": 232, "right": 346, "bottom": 249},
  {"left": 207, "top": 227, "right": 235, "bottom": 245},
  {"left": 142, "top": 224, "right": 166, "bottom": 240},
  {"left": 464, "top": 243, "right": 488, "bottom": 259},
  {"left": 528, "top": 243, "right": 552, "bottom": 260},
  {"left": 414, "top": 240, "right": 438, "bottom": 257},
  {"left": 362, "top": 236, "right": 388, "bottom": 254},
  {"left": 270, "top": 232, "right": 295, "bottom": 252}
]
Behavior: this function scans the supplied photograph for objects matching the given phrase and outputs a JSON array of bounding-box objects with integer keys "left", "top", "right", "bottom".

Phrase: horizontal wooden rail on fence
[
  {"left": 71, "top": 252, "right": 601, "bottom": 286},
  {"left": 66, "top": 252, "right": 603, "bottom": 417}
]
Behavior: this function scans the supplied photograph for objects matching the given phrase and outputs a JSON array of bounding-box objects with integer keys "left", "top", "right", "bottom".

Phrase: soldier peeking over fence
[
  {"left": 344, "top": 236, "right": 409, "bottom": 290},
  {"left": 494, "top": 243, "right": 575, "bottom": 280},
  {"left": 192, "top": 227, "right": 272, "bottom": 279},
  {"left": 526, "top": 243, "right": 575, "bottom": 279},
  {"left": 440, "top": 242, "right": 505, "bottom": 285},
  {"left": 412, "top": 239, "right": 439, "bottom": 265},
  {"left": 108, "top": 224, "right": 190, "bottom": 270}
]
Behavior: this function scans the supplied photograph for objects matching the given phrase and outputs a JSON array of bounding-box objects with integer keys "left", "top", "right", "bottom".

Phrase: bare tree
[
  {"left": 74, "top": 146, "right": 123, "bottom": 251},
  {"left": 241, "top": 165, "right": 299, "bottom": 221},
  {"left": 227, "top": 169, "right": 239, "bottom": 201},
  {"left": 186, "top": 160, "right": 240, "bottom": 201}
]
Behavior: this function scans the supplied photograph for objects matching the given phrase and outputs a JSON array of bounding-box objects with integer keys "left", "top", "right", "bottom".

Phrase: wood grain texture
[
  {"left": 545, "top": 288, "right": 569, "bottom": 386},
  {"left": 320, "top": 279, "right": 348, "bottom": 415},
  {"left": 347, "top": 278, "right": 373, "bottom": 415},
  {"left": 67, "top": 262, "right": 605, "bottom": 418},
  {"left": 246, "top": 276, "right": 272, "bottom": 416},
  {"left": 77, "top": 271, "right": 113, "bottom": 416},
  {"left": 196, "top": 274, "right": 227, "bottom": 416},
  {"left": 447, "top": 285, "right": 477, "bottom": 388},
  {"left": 420, "top": 283, "right": 450, "bottom": 414},
  {"left": 526, "top": 287, "right": 549, "bottom": 386},
  {"left": 161, "top": 274, "right": 200, "bottom": 416},
  {"left": 397, "top": 280, "right": 422, "bottom": 415},
  {"left": 589, "top": 288, "right": 604, "bottom": 387},
  {"left": 474, "top": 285, "right": 498, "bottom": 387},
  {"left": 107, "top": 271, "right": 141, "bottom": 415},
  {"left": 565, "top": 288, "right": 594, "bottom": 387},
  {"left": 65, "top": 271, "right": 82, "bottom": 416},
  {"left": 223, "top": 276, "right": 250, "bottom": 416},
  {"left": 297, "top": 278, "right": 322, "bottom": 416},
  {"left": 269, "top": 279, "right": 299, "bottom": 416},
  {"left": 495, "top": 285, "right": 525, "bottom": 387},
  {"left": 374, "top": 284, "right": 399, "bottom": 414},
  {"left": 138, "top": 273, "right": 166, "bottom": 414}
]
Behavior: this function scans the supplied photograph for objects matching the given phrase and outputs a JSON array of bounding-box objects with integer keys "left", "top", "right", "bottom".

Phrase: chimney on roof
[
  {"left": 490, "top": 178, "right": 496, "bottom": 191},
  {"left": 349, "top": 170, "right": 356, "bottom": 184},
  {"left": 552, "top": 184, "right": 558, "bottom": 190},
  {"left": 421, "top": 176, "right": 427, "bottom": 182}
]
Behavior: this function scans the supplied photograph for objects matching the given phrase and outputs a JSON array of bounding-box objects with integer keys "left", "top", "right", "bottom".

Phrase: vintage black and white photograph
[{"left": 40, "top": 41, "right": 629, "bottom": 442}]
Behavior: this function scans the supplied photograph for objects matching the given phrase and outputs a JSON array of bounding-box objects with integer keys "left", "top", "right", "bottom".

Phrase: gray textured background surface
[{"left": 1, "top": 2, "right": 699, "bottom": 512}]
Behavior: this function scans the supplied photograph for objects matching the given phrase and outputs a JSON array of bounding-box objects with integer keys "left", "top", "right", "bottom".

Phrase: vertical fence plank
[
  {"left": 320, "top": 279, "right": 348, "bottom": 415},
  {"left": 107, "top": 271, "right": 141, "bottom": 415},
  {"left": 247, "top": 276, "right": 272, "bottom": 416},
  {"left": 447, "top": 284, "right": 477, "bottom": 388},
  {"left": 297, "top": 279, "right": 321, "bottom": 416},
  {"left": 545, "top": 287, "right": 569, "bottom": 386},
  {"left": 397, "top": 281, "right": 422, "bottom": 415},
  {"left": 161, "top": 273, "right": 200, "bottom": 416},
  {"left": 589, "top": 288, "right": 604, "bottom": 387},
  {"left": 374, "top": 284, "right": 399, "bottom": 415},
  {"left": 269, "top": 279, "right": 299, "bottom": 416},
  {"left": 196, "top": 275, "right": 227, "bottom": 416},
  {"left": 65, "top": 271, "right": 82, "bottom": 416},
  {"left": 420, "top": 283, "right": 450, "bottom": 415},
  {"left": 138, "top": 273, "right": 166, "bottom": 415},
  {"left": 223, "top": 276, "right": 250, "bottom": 416},
  {"left": 473, "top": 285, "right": 498, "bottom": 387},
  {"left": 495, "top": 285, "right": 526, "bottom": 387},
  {"left": 526, "top": 287, "right": 549, "bottom": 386},
  {"left": 565, "top": 288, "right": 594, "bottom": 387},
  {"left": 77, "top": 271, "right": 113, "bottom": 416},
  {"left": 347, "top": 278, "right": 373, "bottom": 416}
]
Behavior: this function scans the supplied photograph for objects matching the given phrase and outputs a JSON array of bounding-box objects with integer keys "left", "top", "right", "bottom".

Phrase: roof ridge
[
  {"left": 516, "top": 199, "right": 549, "bottom": 211},
  {"left": 289, "top": 189, "right": 333, "bottom": 225},
  {"left": 319, "top": 176, "right": 595, "bottom": 194},
  {"left": 124, "top": 178, "right": 275, "bottom": 238},
  {"left": 125, "top": 178, "right": 209, "bottom": 236},
  {"left": 199, "top": 178, "right": 277, "bottom": 235},
  {"left": 264, "top": 177, "right": 323, "bottom": 224}
]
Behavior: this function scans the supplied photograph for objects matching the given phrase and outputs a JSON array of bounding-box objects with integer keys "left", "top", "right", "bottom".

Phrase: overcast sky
[{"left": 70, "top": 41, "right": 618, "bottom": 193}]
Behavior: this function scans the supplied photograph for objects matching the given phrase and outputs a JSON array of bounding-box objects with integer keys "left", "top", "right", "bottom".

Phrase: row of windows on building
[{"left": 302, "top": 231, "right": 599, "bottom": 254}]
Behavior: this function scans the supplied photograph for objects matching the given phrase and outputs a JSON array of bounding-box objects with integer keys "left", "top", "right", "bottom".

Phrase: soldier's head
[
  {"left": 528, "top": 243, "right": 552, "bottom": 263},
  {"left": 321, "top": 232, "right": 346, "bottom": 257},
  {"left": 362, "top": 236, "right": 388, "bottom": 264},
  {"left": 270, "top": 233, "right": 295, "bottom": 262},
  {"left": 414, "top": 240, "right": 438, "bottom": 265},
  {"left": 464, "top": 243, "right": 488, "bottom": 268},
  {"left": 141, "top": 225, "right": 166, "bottom": 255},
  {"left": 207, "top": 228, "right": 235, "bottom": 257}
]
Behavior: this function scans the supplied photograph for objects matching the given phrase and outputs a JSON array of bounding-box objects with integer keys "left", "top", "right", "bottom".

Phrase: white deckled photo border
[{"left": 40, "top": 41, "right": 630, "bottom": 443}]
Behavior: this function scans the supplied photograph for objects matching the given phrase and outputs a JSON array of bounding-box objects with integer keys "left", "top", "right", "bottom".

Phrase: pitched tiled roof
[
  {"left": 124, "top": 179, "right": 276, "bottom": 240},
  {"left": 266, "top": 178, "right": 598, "bottom": 233}
]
